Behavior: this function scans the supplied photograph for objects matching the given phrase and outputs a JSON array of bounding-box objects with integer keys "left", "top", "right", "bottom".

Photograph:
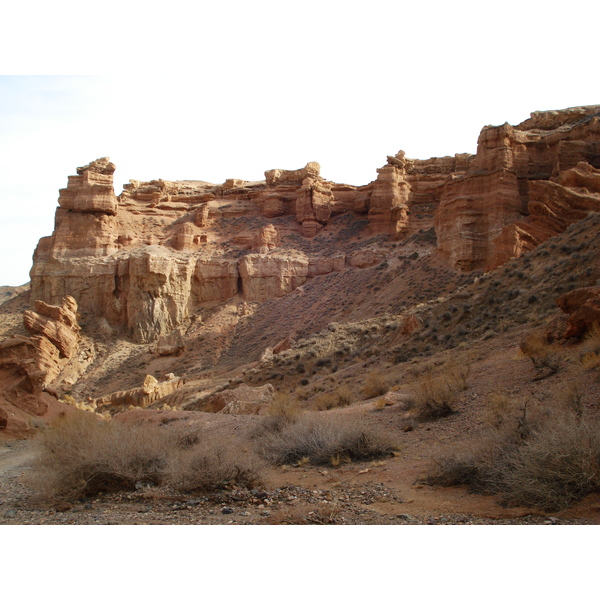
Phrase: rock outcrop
[
  {"left": 556, "top": 287, "right": 600, "bottom": 339},
  {"left": 186, "top": 383, "right": 275, "bottom": 415},
  {"left": 0, "top": 296, "right": 81, "bottom": 435},
  {"left": 26, "top": 105, "right": 600, "bottom": 350},
  {"left": 95, "top": 375, "right": 185, "bottom": 410},
  {"left": 436, "top": 105, "right": 600, "bottom": 271}
]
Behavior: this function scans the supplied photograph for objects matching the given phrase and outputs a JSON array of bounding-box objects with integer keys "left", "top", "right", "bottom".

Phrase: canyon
[{"left": 2, "top": 105, "right": 600, "bottom": 524}]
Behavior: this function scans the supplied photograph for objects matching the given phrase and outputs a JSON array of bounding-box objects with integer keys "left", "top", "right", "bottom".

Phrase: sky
[{"left": 1, "top": 0, "right": 598, "bottom": 285}]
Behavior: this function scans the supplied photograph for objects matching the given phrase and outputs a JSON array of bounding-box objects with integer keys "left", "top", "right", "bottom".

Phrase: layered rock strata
[
  {"left": 436, "top": 105, "right": 600, "bottom": 271},
  {"left": 33, "top": 156, "right": 444, "bottom": 342},
  {"left": 0, "top": 296, "right": 81, "bottom": 434}
]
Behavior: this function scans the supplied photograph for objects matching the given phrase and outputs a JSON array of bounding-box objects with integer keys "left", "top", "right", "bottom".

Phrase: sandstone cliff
[
  {"left": 435, "top": 105, "right": 600, "bottom": 270},
  {"left": 0, "top": 296, "right": 82, "bottom": 436}
]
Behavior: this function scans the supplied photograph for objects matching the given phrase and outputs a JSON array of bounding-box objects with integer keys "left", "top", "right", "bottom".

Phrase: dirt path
[{"left": 0, "top": 442, "right": 36, "bottom": 475}]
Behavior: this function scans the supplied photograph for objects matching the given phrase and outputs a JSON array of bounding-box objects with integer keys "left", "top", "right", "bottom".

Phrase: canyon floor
[{"left": 2, "top": 324, "right": 600, "bottom": 525}]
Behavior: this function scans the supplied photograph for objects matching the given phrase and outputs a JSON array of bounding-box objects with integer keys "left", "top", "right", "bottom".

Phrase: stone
[
  {"left": 187, "top": 383, "right": 275, "bottom": 414},
  {"left": 95, "top": 376, "right": 184, "bottom": 409},
  {"left": 23, "top": 296, "right": 80, "bottom": 358},
  {"left": 239, "top": 252, "right": 309, "bottom": 302},
  {"left": 58, "top": 157, "right": 118, "bottom": 215},
  {"left": 368, "top": 155, "right": 411, "bottom": 236},
  {"left": 435, "top": 106, "right": 600, "bottom": 271},
  {"left": 254, "top": 224, "right": 279, "bottom": 254},
  {"left": 556, "top": 287, "right": 600, "bottom": 339},
  {"left": 156, "top": 330, "right": 185, "bottom": 356}
]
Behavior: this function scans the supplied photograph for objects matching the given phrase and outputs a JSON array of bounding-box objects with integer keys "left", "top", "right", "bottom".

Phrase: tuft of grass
[
  {"left": 413, "top": 374, "right": 458, "bottom": 420},
  {"left": 363, "top": 370, "right": 391, "bottom": 398},
  {"left": 520, "top": 331, "right": 562, "bottom": 376}
]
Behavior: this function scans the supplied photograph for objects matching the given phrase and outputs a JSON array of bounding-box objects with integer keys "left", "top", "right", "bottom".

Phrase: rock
[
  {"left": 296, "top": 177, "right": 333, "bottom": 237},
  {"left": 23, "top": 296, "right": 80, "bottom": 358},
  {"left": 556, "top": 287, "right": 600, "bottom": 339},
  {"left": 436, "top": 106, "right": 600, "bottom": 271},
  {"left": 368, "top": 154, "right": 411, "bottom": 236},
  {"left": 272, "top": 337, "right": 293, "bottom": 355},
  {"left": 58, "top": 157, "right": 118, "bottom": 215},
  {"left": 265, "top": 162, "right": 320, "bottom": 186},
  {"left": 95, "top": 376, "right": 184, "bottom": 410},
  {"left": 188, "top": 383, "right": 275, "bottom": 414},
  {"left": 348, "top": 249, "right": 387, "bottom": 269},
  {"left": 239, "top": 252, "right": 309, "bottom": 302},
  {"left": 156, "top": 329, "right": 185, "bottom": 356},
  {"left": 0, "top": 295, "right": 82, "bottom": 437},
  {"left": 254, "top": 224, "right": 279, "bottom": 254}
]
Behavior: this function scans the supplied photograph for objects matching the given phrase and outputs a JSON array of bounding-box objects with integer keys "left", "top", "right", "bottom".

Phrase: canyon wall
[{"left": 435, "top": 105, "right": 600, "bottom": 271}]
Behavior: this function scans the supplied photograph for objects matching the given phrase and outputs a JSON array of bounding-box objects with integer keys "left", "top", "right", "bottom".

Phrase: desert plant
[
  {"left": 255, "top": 414, "right": 397, "bottom": 466},
  {"left": 499, "top": 416, "right": 600, "bottom": 511},
  {"left": 166, "top": 443, "right": 263, "bottom": 493},
  {"left": 31, "top": 411, "right": 264, "bottom": 501},
  {"left": 520, "top": 331, "right": 562, "bottom": 376},
  {"left": 313, "top": 384, "right": 356, "bottom": 411},
  {"left": 427, "top": 401, "right": 600, "bottom": 511},
  {"left": 362, "top": 369, "right": 390, "bottom": 398},
  {"left": 32, "top": 412, "right": 169, "bottom": 500},
  {"left": 413, "top": 374, "right": 458, "bottom": 420}
]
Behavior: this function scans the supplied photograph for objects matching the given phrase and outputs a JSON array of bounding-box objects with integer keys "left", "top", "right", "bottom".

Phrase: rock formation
[
  {"left": 436, "top": 105, "right": 600, "bottom": 271},
  {"left": 556, "top": 287, "right": 600, "bottom": 339},
  {"left": 0, "top": 296, "right": 81, "bottom": 435},
  {"left": 25, "top": 105, "right": 600, "bottom": 353}
]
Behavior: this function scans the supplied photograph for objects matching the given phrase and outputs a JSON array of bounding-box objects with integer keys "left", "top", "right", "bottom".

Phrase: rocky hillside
[{"left": 2, "top": 104, "right": 600, "bottom": 437}]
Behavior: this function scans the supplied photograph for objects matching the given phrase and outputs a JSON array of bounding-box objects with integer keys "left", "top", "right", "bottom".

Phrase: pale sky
[{"left": 1, "top": 0, "right": 598, "bottom": 285}]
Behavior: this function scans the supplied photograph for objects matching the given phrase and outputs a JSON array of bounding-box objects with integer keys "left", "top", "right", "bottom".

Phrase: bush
[
  {"left": 32, "top": 411, "right": 263, "bottom": 500},
  {"left": 32, "top": 412, "right": 168, "bottom": 500},
  {"left": 363, "top": 370, "right": 391, "bottom": 398},
  {"left": 254, "top": 414, "right": 397, "bottom": 466},
  {"left": 313, "top": 384, "right": 356, "bottom": 411},
  {"left": 520, "top": 331, "right": 562, "bottom": 375},
  {"left": 166, "top": 443, "right": 263, "bottom": 493},
  {"left": 413, "top": 374, "right": 458, "bottom": 420},
  {"left": 427, "top": 406, "right": 600, "bottom": 511}
]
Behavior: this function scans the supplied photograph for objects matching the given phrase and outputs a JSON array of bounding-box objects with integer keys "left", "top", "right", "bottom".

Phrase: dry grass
[
  {"left": 413, "top": 374, "right": 458, "bottom": 420},
  {"left": 428, "top": 401, "right": 600, "bottom": 512},
  {"left": 254, "top": 413, "right": 397, "bottom": 467},
  {"left": 313, "top": 384, "right": 356, "bottom": 411},
  {"left": 32, "top": 412, "right": 168, "bottom": 500},
  {"left": 363, "top": 370, "right": 391, "bottom": 398},
  {"left": 578, "top": 324, "right": 600, "bottom": 370},
  {"left": 520, "top": 331, "right": 562, "bottom": 376},
  {"left": 31, "top": 411, "right": 263, "bottom": 500}
]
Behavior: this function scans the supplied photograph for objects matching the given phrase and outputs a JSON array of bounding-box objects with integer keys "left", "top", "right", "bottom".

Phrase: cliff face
[
  {"left": 30, "top": 153, "right": 456, "bottom": 343},
  {"left": 435, "top": 105, "right": 600, "bottom": 271},
  {"left": 28, "top": 105, "right": 600, "bottom": 348}
]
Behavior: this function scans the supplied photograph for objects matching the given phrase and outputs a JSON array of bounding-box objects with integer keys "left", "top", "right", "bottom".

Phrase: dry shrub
[
  {"left": 32, "top": 412, "right": 168, "bottom": 500},
  {"left": 520, "top": 331, "right": 562, "bottom": 375},
  {"left": 428, "top": 402, "right": 600, "bottom": 511},
  {"left": 413, "top": 374, "right": 458, "bottom": 420},
  {"left": 499, "top": 416, "right": 600, "bottom": 511},
  {"left": 166, "top": 442, "right": 263, "bottom": 493},
  {"left": 32, "top": 411, "right": 263, "bottom": 501},
  {"left": 267, "top": 392, "right": 303, "bottom": 421},
  {"left": 578, "top": 324, "right": 600, "bottom": 370},
  {"left": 255, "top": 414, "right": 397, "bottom": 466},
  {"left": 313, "top": 384, "right": 356, "bottom": 411},
  {"left": 442, "top": 357, "right": 471, "bottom": 391},
  {"left": 363, "top": 370, "right": 391, "bottom": 398}
]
